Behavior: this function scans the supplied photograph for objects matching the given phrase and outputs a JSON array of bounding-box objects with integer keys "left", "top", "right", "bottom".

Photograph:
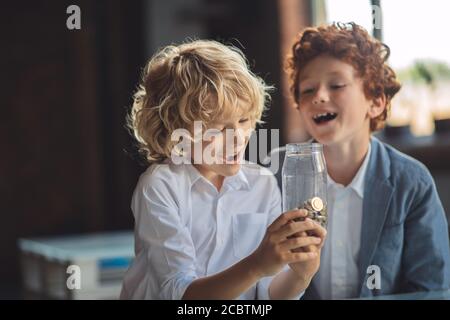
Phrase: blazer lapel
[{"left": 357, "top": 137, "right": 394, "bottom": 296}]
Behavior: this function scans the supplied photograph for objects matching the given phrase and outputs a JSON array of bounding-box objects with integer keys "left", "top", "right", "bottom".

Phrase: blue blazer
[
  {"left": 273, "top": 137, "right": 450, "bottom": 298},
  {"left": 354, "top": 137, "right": 450, "bottom": 297}
]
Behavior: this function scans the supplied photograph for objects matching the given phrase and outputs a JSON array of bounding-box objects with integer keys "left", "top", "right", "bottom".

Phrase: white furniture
[{"left": 18, "top": 231, "right": 134, "bottom": 299}]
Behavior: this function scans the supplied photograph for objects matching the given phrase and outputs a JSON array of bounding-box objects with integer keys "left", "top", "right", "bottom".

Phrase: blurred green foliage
[{"left": 397, "top": 60, "right": 450, "bottom": 86}]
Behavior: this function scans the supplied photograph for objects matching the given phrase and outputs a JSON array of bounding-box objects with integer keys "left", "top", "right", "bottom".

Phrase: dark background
[
  {"left": 0, "top": 0, "right": 300, "bottom": 298},
  {"left": 1, "top": 0, "right": 449, "bottom": 299}
]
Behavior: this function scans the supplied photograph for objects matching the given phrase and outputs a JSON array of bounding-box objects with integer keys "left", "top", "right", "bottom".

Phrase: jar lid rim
[{"left": 286, "top": 143, "right": 323, "bottom": 152}]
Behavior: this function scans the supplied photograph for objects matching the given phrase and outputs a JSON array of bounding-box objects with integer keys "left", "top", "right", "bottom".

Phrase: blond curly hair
[{"left": 127, "top": 40, "right": 272, "bottom": 164}]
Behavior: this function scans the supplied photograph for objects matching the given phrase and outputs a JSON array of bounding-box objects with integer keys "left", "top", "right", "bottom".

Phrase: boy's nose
[
  {"left": 234, "top": 128, "right": 247, "bottom": 147},
  {"left": 312, "top": 88, "right": 329, "bottom": 105},
  {"left": 313, "top": 97, "right": 326, "bottom": 105}
]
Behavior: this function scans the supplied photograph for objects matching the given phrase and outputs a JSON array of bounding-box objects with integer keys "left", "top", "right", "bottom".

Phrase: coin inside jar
[
  {"left": 293, "top": 197, "right": 327, "bottom": 228},
  {"left": 310, "top": 197, "right": 324, "bottom": 211}
]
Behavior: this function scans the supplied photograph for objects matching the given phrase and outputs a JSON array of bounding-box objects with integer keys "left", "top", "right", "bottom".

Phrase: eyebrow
[
  {"left": 299, "top": 71, "right": 346, "bottom": 83},
  {"left": 210, "top": 115, "right": 247, "bottom": 127}
]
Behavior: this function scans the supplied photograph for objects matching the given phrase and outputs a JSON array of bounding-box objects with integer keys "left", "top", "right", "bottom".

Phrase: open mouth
[
  {"left": 225, "top": 154, "right": 239, "bottom": 161},
  {"left": 223, "top": 150, "right": 244, "bottom": 163},
  {"left": 312, "top": 112, "right": 337, "bottom": 124}
]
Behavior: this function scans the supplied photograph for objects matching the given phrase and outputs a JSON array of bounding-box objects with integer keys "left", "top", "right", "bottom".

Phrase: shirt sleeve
[
  {"left": 132, "top": 174, "right": 198, "bottom": 300},
  {"left": 255, "top": 175, "right": 304, "bottom": 300}
]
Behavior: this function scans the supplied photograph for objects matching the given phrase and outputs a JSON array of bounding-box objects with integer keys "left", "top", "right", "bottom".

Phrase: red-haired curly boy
[{"left": 286, "top": 22, "right": 450, "bottom": 299}]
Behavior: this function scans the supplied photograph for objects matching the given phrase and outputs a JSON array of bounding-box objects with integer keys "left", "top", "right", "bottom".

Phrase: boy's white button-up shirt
[
  {"left": 312, "top": 144, "right": 371, "bottom": 299},
  {"left": 121, "top": 162, "right": 295, "bottom": 300}
]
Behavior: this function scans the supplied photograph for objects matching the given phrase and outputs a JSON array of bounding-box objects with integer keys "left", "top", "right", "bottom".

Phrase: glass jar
[{"left": 282, "top": 143, "right": 328, "bottom": 228}]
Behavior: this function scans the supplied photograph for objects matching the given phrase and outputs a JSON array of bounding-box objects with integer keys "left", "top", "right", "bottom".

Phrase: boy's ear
[{"left": 368, "top": 94, "right": 387, "bottom": 119}]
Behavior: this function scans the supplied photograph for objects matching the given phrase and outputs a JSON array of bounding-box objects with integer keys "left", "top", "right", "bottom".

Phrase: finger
[
  {"left": 279, "top": 236, "right": 321, "bottom": 251},
  {"left": 272, "top": 219, "right": 317, "bottom": 242},
  {"left": 291, "top": 247, "right": 305, "bottom": 253},
  {"left": 304, "top": 244, "right": 319, "bottom": 252},
  {"left": 288, "top": 231, "right": 308, "bottom": 239},
  {"left": 286, "top": 251, "right": 318, "bottom": 263},
  {"left": 305, "top": 219, "right": 327, "bottom": 245},
  {"left": 267, "top": 209, "right": 308, "bottom": 233}
]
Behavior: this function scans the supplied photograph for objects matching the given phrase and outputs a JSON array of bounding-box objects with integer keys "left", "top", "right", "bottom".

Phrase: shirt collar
[
  {"left": 327, "top": 142, "right": 371, "bottom": 198},
  {"left": 223, "top": 167, "right": 250, "bottom": 191},
  {"left": 184, "top": 163, "right": 250, "bottom": 191},
  {"left": 184, "top": 163, "right": 203, "bottom": 186}
]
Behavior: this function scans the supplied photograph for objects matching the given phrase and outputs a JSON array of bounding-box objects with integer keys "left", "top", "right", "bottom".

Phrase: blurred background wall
[{"left": 0, "top": 0, "right": 311, "bottom": 298}]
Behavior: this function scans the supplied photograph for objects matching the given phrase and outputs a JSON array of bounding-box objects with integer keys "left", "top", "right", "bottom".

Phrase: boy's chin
[
  {"left": 220, "top": 163, "right": 241, "bottom": 176},
  {"left": 309, "top": 131, "right": 339, "bottom": 145},
  {"left": 306, "top": 133, "right": 329, "bottom": 145}
]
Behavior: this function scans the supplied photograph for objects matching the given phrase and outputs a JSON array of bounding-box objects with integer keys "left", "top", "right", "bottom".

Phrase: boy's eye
[
  {"left": 330, "top": 84, "right": 346, "bottom": 90},
  {"left": 239, "top": 118, "right": 249, "bottom": 123},
  {"left": 301, "top": 88, "right": 314, "bottom": 95},
  {"left": 210, "top": 125, "right": 225, "bottom": 132}
]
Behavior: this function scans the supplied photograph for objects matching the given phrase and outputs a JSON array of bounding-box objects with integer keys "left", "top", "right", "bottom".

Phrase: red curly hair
[{"left": 286, "top": 22, "right": 401, "bottom": 131}]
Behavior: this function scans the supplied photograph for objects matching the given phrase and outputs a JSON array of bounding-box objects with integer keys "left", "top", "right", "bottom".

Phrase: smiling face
[
  {"left": 191, "top": 106, "right": 254, "bottom": 185},
  {"left": 297, "top": 54, "right": 384, "bottom": 147}
]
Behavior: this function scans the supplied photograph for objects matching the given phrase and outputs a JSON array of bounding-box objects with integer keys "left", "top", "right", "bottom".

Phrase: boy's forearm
[
  {"left": 268, "top": 268, "right": 309, "bottom": 300},
  {"left": 182, "top": 254, "right": 262, "bottom": 300}
]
